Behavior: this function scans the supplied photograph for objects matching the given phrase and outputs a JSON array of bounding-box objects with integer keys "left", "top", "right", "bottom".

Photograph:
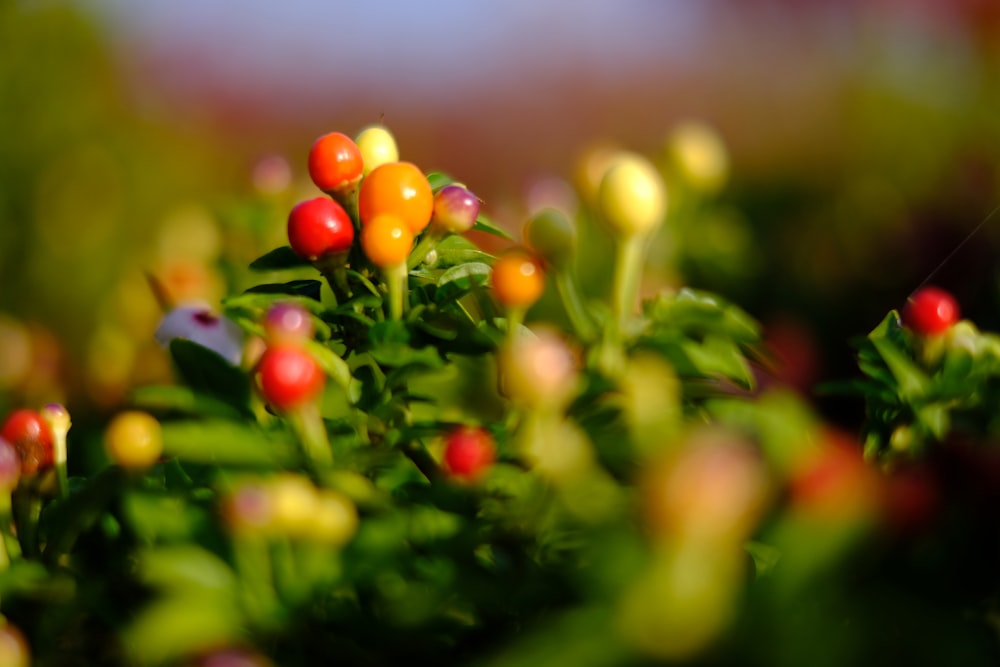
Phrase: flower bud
[
  {"left": 598, "top": 152, "right": 666, "bottom": 237},
  {"left": 523, "top": 208, "right": 576, "bottom": 271}
]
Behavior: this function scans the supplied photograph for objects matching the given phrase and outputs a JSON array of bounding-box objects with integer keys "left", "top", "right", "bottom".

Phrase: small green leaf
[
  {"left": 161, "top": 420, "right": 297, "bottom": 466},
  {"left": 137, "top": 545, "right": 236, "bottom": 594},
  {"left": 436, "top": 262, "right": 491, "bottom": 304},
  {"left": 123, "top": 492, "right": 205, "bottom": 543},
  {"left": 433, "top": 235, "right": 494, "bottom": 268},
  {"left": 745, "top": 541, "right": 782, "bottom": 578},
  {"left": 871, "top": 337, "right": 929, "bottom": 400},
  {"left": 472, "top": 212, "right": 514, "bottom": 240},
  {"left": 249, "top": 245, "right": 311, "bottom": 272},
  {"left": 168, "top": 340, "right": 251, "bottom": 415},
  {"left": 426, "top": 171, "right": 456, "bottom": 192},
  {"left": 130, "top": 385, "right": 245, "bottom": 419},
  {"left": 245, "top": 279, "right": 323, "bottom": 301},
  {"left": 122, "top": 593, "right": 241, "bottom": 666}
]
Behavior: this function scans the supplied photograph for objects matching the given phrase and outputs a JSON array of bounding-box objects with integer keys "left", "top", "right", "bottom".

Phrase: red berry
[
  {"left": 902, "top": 286, "right": 959, "bottom": 335},
  {"left": 443, "top": 426, "right": 495, "bottom": 480},
  {"left": 307, "top": 132, "right": 364, "bottom": 193},
  {"left": 1, "top": 409, "right": 54, "bottom": 477},
  {"left": 257, "top": 345, "right": 325, "bottom": 411},
  {"left": 287, "top": 197, "right": 354, "bottom": 261}
]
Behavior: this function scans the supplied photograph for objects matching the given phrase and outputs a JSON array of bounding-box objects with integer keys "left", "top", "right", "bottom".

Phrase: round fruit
[
  {"left": 598, "top": 152, "right": 667, "bottom": 237},
  {"left": 105, "top": 411, "right": 163, "bottom": 470},
  {"left": 257, "top": 345, "right": 325, "bottom": 411},
  {"left": 443, "top": 426, "right": 495, "bottom": 480},
  {"left": 523, "top": 208, "right": 576, "bottom": 270},
  {"left": 491, "top": 250, "right": 545, "bottom": 309},
  {"left": 307, "top": 132, "right": 364, "bottom": 193},
  {"left": 902, "top": 286, "right": 959, "bottom": 335},
  {"left": 263, "top": 303, "right": 314, "bottom": 343},
  {"left": 358, "top": 162, "right": 433, "bottom": 233},
  {"left": 432, "top": 184, "right": 480, "bottom": 234},
  {"left": 355, "top": 125, "right": 399, "bottom": 176},
  {"left": 360, "top": 214, "right": 414, "bottom": 268},
  {"left": 312, "top": 488, "right": 359, "bottom": 545},
  {"left": 498, "top": 327, "right": 578, "bottom": 408},
  {"left": 287, "top": 197, "right": 354, "bottom": 261},
  {"left": 0, "top": 623, "right": 30, "bottom": 667},
  {"left": 1, "top": 409, "right": 54, "bottom": 477}
]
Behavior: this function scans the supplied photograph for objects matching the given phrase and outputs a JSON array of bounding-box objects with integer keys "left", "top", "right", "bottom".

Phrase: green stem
[
  {"left": 505, "top": 307, "right": 526, "bottom": 346},
  {"left": 612, "top": 234, "right": 646, "bottom": 336},
  {"left": 289, "top": 402, "right": 333, "bottom": 471},
  {"left": 12, "top": 488, "right": 41, "bottom": 559},
  {"left": 407, "top": 229, "right": 445, "bottom": 270},
  {"left": 317, "top": 252, "right": 352, "bottom": 303},
  {"left": 0, "top": 495, "right": 12, "bottom": 570},
  {"left": 386, "top": 262, "right": 408, "bottom": 321},
  {"left": 555, "top": 269, "right": 596, "bottom": 342}
]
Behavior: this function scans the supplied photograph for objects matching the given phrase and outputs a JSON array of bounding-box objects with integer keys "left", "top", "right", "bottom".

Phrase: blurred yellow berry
[
  {"left": 105, "top": 411, "right": 163, "bottom": 470},
  {"left": 598, "top": 152, "right": 667, "bottom": 237},
  {"left": 666, "top": 121, "right": 729, "bottom": 194}
]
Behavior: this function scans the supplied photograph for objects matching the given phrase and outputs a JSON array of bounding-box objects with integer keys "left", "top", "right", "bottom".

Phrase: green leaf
[
  {"left": 122, "top": 593, "right": 242, "bottom": 666},
  {"left": 169, "top": 340, "right": 251, "bottom": 414},
  {"left": 680, "top": 335, "right": 756, "bottom": 389},
  {"left": 472, "top": 212, "right": 514, "bottom": 240},
  {"left": 435, "top": 262, "right": 491, "bottom": 305},
  {"left": 137, "top": 545, "right": 236, "bottom": 594},
  {"left": 248, "top": 245, "right": 311, "bottom": 272},
  {"left": 745, "top": 541, "right": 782, "bottom": 578},
  {"left": 244, "top": 279, "right": 323, "bottom": 301},
  {"left": 426, "top": 171, "right": 456, "bottom": 192},
  {"left": 871, "top": 337, "right": 929, "bottom": 400},
  {"left": 123, "top": 492, "right": 206, "bottom": 543},
  {"left": 129, "top": 385, "right": 245, "bottom": 419},
  {"left": 433, "top": 235, "right": 494, "bottom": 268},
  {"left": 160, "top": 420, "right": 297, "bottom": 466}
]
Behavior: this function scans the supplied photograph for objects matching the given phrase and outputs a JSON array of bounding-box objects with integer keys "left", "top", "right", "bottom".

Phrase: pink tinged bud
[
  {"left": 432, "top": 185, "right": 480, "bottom": 234},
  {"left": 0, "top": 438, "right": 20, "bottom": 492},
  {"left": 155, "top": 302, "right": 244, "bottom": 365},
  {"left": 262, "top": 303, "right": 314, "bottom": 343}
]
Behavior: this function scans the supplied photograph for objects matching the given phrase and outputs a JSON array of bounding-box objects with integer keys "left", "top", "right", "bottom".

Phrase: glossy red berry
[
  {"left": 307, "top": 132, "right": 364, "bottom": 194},
  {"left": 432, "top": 184, "right": 480, "bottom": 234},
  {"left": 257, "top": 345, "right": 325, "bottom": 411},
  {"left": 1, "top": 409, "right": 54, "bottom": 477},
  {"left": 902, "top": 286, "right": 959, "bottom": 335},
  {"left": 287, "top": 197, "right": 354, "bottom": 261},
  {"left": 443, "top": 426, "right": 495, "bottom": 480}
]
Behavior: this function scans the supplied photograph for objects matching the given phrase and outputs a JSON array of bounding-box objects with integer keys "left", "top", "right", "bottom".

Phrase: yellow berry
[
  {"left": 598, "top": 152, "right": 667, "bottom": 237},
  {"left": 356, "top": 125, "right": 400, "bottom": 176},
  {"left": 104, "top": 411, "right": 163, "bottom": 470}
]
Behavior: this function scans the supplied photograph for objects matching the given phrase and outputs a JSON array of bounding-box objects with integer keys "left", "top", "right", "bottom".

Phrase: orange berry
[
  {"left": 491, "top": 250, "right": 545, "bottom": 309},
  {"left": 361, "top": 215, "right": 414, "bottom": 268},
  {"left": 358, "top": 162, "right": 433, "bottom": 233}
]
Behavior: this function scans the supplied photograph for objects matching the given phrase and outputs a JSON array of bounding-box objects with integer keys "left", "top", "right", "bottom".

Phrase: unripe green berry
[
  {"left": 523, "top": 208, "right": 576, "bottom": 271},
  {"left": 598, "top": 152, "right": 667, "bottom": 237}
]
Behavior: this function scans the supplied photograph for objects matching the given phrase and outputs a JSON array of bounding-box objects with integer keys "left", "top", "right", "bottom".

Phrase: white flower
[{"left": 154, "top": 302, "right": 244, "bottom": 365}]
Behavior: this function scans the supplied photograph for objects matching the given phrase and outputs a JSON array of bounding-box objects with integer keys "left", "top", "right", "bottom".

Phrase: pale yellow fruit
[
  {"left": 598, "top": 152, "right": 667, "bottom": 237},
  {"left": 355, "top": 125, "right": 399, "bottom": 176}
]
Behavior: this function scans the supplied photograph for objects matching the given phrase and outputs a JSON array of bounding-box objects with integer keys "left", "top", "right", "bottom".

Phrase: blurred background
[{"left": 2, "top": 0, "right": 1000, "bottom": 423}]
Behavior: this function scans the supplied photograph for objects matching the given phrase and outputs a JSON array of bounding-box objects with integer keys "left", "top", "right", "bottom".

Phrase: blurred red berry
[
  {"left": 902, "top": 286, "right": 959, "bottom": 335},
  {"left": 1, "top": 409, "right": 54, "bottom": 477},
  {"left": 257, "top": 345, "right": 325, "bottom": 411},
  {"left": 443, "top": 426, "right": 495, "bottom": 480},
  {"left": 287, "top": 197, "right": 355, "bottom": 261}
]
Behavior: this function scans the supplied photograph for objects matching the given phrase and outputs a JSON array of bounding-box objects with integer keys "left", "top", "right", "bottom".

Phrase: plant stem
[
  {"left": 289, "top": 403, "right": 333, "bottom": 471},
  {"left": 612, "top": 234, "right": 646, "bottom": 336},
  {"left": 12, "top": 488, "right": 41, "bottom": 558},
  {"left": 317, "top": 253, "right": 352, "bottom": 304},
  {"left": 386, "top": 262, "right": 408, "bottom": 321},
  {"left": 555, "top": 269, "right": 596, "bottom": 342}
]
